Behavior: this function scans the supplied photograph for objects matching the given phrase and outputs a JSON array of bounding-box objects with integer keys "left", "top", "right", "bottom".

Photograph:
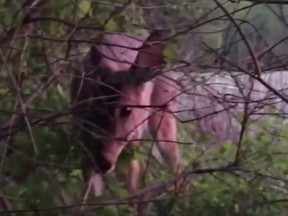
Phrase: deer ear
[
  {"left": 133, "top": 31, "right": 166, "bottom": 69},
  {"left": 101, "top": 31, "right": 166, "bottom": 85},
  {"left": 89, "top": 45, "right": 102, "bottom": 66},
  {"left": 81, "top": 45, "right": 103, "bottom": 76}
]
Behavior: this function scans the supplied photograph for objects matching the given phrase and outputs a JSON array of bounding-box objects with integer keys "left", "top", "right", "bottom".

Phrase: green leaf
[
  {"left": 78, "top": 0, "right": 92, "bottom": 18},
  {"left": 69, "top": 169, "right": 83, "bottom": 181},
  {"left": 40, "top": 181, "right": 49, "bottom": 190},
  {"left": 56, "top": 84, "right": 65, "bottom": 98},
  {"left": 164, "top": 46, "right": 178, "bottom": 62},
  {"left": 219, "top": 142, "right": 236, "bottom": 155},
  {"left": 1, "top": 12, "right": 13, "bottom": 26},
  {"left": 104, "top": 19, "right": 118, "bottom": 31},
  {"left": 101, "top": 206, "right": 118, "bottom": 216}
]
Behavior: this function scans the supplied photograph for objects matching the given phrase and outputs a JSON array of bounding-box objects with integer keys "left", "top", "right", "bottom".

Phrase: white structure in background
[{"left": 176, "top": 70, "right": 288, "bottom": 145}]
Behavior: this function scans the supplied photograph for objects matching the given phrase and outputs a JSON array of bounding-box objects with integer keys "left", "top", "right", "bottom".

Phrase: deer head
[{"left": 71, "top": 31, "right": 167, "bottom": 175}]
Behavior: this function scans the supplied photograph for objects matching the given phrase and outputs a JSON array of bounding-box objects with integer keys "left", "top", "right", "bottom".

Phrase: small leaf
[
  {"left": 104, "top": 19, "right": 118, "bottom": 31},
  {"left": 78, "top": 0, "right": 92, "bottom": 18},
  {"left": 69, "top": 169, "right": 83, "bottom": 181},
  {"left": 101, "top": 206, "right": 118, "bottom": 216},
  {"left": 56, "top": 84, "right": 65, "bottom": 98},
  {"left": 1, "top": 13, "right": 13, "bottom": 26},
  {"left": 40, "top": 181, "right": 49, "bottom": 190},
  {"left": 164, "top": 46, "right": 178, "bottom": 62}
]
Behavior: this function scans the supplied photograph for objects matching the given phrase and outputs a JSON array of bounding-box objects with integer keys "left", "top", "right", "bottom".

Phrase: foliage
[{"left": 1, "top": 0, "right": 288, "bottom": 215}]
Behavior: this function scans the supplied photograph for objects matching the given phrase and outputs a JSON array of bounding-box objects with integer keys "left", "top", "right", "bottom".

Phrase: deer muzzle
[{"left": 95, "top": 141, "right": 127, "bottom": 174}]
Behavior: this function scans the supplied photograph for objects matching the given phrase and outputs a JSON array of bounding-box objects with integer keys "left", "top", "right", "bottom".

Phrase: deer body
[{"left": 71, "top": 32, "right": 184, "bottom": 213}]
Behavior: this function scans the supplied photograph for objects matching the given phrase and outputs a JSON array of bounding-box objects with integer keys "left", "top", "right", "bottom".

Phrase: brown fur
[{"left": 71, "top": 31, "right": 185, "bottom": 214}]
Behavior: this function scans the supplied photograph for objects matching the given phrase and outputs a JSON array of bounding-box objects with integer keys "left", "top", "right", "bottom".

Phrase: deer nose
[{"left": 94, "top": 154, "right": 113, "bottom": 174}]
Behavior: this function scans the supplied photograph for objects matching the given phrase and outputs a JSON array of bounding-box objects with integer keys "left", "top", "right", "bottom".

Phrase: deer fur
[{"left": 70, "top": 31, "right": 185, "bottom": 214}]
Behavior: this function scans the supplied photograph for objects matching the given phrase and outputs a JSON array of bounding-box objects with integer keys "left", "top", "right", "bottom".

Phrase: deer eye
[{"left": 119, "top": 106, "right": 132, "bottom": 118}]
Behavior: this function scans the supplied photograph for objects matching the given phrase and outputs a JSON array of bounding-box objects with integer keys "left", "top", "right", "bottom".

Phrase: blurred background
[{"left": 1, "top": 0, "right": 288, "bottom": 215}]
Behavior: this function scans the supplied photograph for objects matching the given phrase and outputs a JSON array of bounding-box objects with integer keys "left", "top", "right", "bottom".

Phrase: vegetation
[{"left": 1, "top": 0, "right": 288, "bottom": 215}]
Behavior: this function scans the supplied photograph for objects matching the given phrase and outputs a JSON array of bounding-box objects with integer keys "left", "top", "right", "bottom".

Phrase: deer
[{"left": 70, "top": 31, "right": 186, "bottom": 214}]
